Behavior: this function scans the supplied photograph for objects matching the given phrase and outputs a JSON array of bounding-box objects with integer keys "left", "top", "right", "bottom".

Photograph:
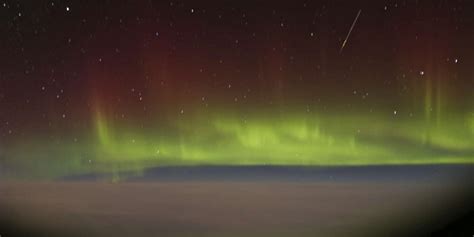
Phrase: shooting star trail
[{"left": 339, "top": 9, "right": 362, "bottom": 53}]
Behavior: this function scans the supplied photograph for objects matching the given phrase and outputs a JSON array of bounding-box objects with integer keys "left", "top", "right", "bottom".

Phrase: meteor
[{"left": 339, "top": 9, "right": 362, "bottom": 53}]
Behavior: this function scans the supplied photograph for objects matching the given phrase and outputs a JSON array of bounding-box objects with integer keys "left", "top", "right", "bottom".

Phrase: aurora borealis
[{"left": 0, "top": 0, "right": 473, "bottom": 179}]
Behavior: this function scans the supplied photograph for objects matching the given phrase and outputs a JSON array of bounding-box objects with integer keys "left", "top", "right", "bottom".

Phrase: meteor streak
[{"left": 340, "top": 9, "right": 362, "bottom": 53}]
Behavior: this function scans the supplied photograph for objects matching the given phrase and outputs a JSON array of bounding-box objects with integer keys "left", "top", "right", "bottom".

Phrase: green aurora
[{"left": 3, "top": 107, "right": 473, "bottom": 179}]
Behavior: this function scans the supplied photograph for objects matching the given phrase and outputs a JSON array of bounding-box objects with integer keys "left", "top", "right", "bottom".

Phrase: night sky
[{"left": 0, "top": 0, "right": 473, "bottom": 178}]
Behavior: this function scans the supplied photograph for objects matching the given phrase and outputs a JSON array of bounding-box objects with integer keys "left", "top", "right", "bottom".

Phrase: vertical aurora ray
[
  {"left": 424, "top": 77, "right": 432, "bottom": 143},
  {"left": 435, "top": 77, "right": 442, "bottom": 127},
  {"left": 94, "top": 107, "right": 113, "bottom": 148}
]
